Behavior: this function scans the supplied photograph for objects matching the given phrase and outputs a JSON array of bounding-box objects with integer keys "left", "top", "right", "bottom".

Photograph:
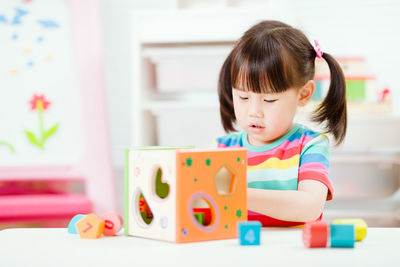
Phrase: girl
[{"left": 216, "top": 20, "right": 347, "bottom": 226}]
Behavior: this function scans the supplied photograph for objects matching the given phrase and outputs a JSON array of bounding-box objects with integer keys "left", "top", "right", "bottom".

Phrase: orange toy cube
[
  {"left": 124, "top": 147, "right": 247, "bottom": 243},
  {"left": 76, "top": 213, "right": 105, "bottom": 239}
]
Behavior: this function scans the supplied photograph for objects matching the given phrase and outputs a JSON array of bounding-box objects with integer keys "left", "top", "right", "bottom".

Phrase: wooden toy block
[
  {"left": 193, "top": 208, "right": 211, "bottom": 225},
  {"left": 237, "top": 221, "right": 262, "bottom": 246},
  {"left": 332, "top": 218, "right": 367, "bottom": 241},
  {"left": 330, "top": 224, "right": 355, "bottom": 248},
  {"left": 76, "top": 213, "right": 105, "bottom": 239},
  {"left": 194, "top": 212, "right": 205, "bottom": 225},
  {"left": 302, "top": 221, "right": 328, "bottom": 248},
  {"left": 101, "top": 212, "right": 123, "bottom": 236},
  {"left": 67, "top": 214, "right": 85, "bottom": 234},
  {"left": 124, "top": 147, "right": 247, "bottom": 243}
]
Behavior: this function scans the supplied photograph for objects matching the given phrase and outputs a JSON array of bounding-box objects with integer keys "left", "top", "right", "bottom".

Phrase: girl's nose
[{"left": 249, "top": 100, "right": 264, "bottom": 118}]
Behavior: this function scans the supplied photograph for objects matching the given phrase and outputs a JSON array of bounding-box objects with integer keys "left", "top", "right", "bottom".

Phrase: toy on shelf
[
  {"left": 238, "top": 221, "right": 262, "bottom": 246},
  {"left": 67, "top": 212, "right": 123, "bottom": 239},
  {"left": 124, "top": 147, "right": 248, "bottom": 243},
  {"left": 302, "top": 219, "right": 367, "bottom": 248}
]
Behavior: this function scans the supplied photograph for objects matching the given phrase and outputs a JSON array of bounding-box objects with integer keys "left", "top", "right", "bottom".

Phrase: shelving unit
[
  {"left": 129, "top": 7, "right": 400, "bottom": 226},
  {"left": 130, "top": 8, "right": 297, "bottom": 147}
]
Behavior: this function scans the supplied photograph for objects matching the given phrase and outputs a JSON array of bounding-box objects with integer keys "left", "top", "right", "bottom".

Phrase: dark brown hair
[{"left": 218, "top": 20, "right": 347, "bottom": 145}]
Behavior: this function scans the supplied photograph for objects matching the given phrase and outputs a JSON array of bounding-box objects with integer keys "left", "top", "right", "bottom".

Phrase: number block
[
  {"left": 237, "top": 221, "right": 262, "bottom": 246},
  {"left": 76, "top": 213, "right": 105, "bottom": 239}
]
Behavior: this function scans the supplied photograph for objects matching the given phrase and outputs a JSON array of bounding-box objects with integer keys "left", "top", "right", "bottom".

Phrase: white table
[{"left": 0, "top": 227, "right": 398, "bottom": 267}]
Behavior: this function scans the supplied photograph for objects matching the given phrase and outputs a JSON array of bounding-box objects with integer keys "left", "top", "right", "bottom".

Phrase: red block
[
  {"left": 302, "top": 221, "right": 328, "bottom": 248},
  {"left": 193, "top": 208, "right": 211, "bottom": 226}
]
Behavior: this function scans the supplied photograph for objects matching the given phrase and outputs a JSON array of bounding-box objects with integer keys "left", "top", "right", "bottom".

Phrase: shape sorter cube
[{"left": 124, "top": 147, "right": 247, "bottom": 243}]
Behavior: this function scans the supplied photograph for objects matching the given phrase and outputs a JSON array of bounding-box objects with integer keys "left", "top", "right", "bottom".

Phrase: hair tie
[
  {"left": 314, "top": 40, "right": 323, "bottom": 59},
  {"left": 235, "top": 37, "right": 242, "bottom": 47}
]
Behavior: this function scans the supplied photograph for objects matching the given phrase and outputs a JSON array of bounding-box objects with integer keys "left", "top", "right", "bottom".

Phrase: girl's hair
[{"left": 218, "top": 20, "right": 347, "bottom": 145}]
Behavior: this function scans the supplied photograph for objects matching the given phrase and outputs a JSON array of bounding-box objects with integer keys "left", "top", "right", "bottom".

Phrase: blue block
[
  {"left": 67, "top": 214, "right": 85, "bottom": 234},
  {"left": 238, "top": 221, "right": 262, "bottom": 246},
  {"left": 330, "top": 224, "right": 355, "bottom": 248}
]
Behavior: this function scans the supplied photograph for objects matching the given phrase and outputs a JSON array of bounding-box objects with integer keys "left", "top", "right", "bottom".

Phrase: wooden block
[
  {"left": 194, "top": 212, "right": 205, "bottom": 225},
  {"left": 332, "top": 218, "right": 367, "bottom": 241},
  {"left": 101, "top": 212, "right": 123, "bottom": 236},
  {"left": 67, "top": 214, "right": 85, "bottom": 234},
  {"left": 193, "top": 208, "right": 211, "bottom": 225},
  {"left": 76, "top": 213, "right": 105, "bottom": 239},
  {"left": 237, "top": 221, "right": 261, "bottom": 246},
  {"left": 330, "top": 224, "right": 355, "bottom": 248},
  {"left": 302, "top": 221, "right": 328, "bottom": 248}
]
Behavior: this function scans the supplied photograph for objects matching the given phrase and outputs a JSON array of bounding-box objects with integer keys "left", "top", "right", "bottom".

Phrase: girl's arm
[{"left": 247, "top": 180, "right": 328, "bottom": 222}]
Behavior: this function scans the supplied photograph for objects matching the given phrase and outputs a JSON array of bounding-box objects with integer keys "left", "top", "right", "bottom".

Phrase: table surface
[{"left": 0, "top": 227, "right": 399, "bottom": 267}]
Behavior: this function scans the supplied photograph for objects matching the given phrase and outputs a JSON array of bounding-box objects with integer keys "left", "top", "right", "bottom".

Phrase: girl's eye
[
  {"left": 264, "top": 99, "right": 277, "bottom": 103},
  {"left": 239, "top": 96, "right": 248, "bottom": 100}
]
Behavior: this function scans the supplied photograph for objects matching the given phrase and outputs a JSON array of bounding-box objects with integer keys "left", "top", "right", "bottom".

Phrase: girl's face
[{"left": 232, "top": 88, "right": 302, "bottom": 146}]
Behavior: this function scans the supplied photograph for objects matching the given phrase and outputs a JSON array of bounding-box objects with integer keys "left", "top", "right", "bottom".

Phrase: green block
[
  {"left": 194, "top": 212, "right": 205, "bottom": 225},
  {"left": 346, "top": 80, "right": 365, "bottom": 101}
]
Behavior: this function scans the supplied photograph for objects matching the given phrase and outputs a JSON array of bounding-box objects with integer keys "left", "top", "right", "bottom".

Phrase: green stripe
[
  {"left": 124, "top": 148, "right": 130, "bottom": 236},
  {"left": 248, "top": 178, "right": 298, "bottom": 190}
]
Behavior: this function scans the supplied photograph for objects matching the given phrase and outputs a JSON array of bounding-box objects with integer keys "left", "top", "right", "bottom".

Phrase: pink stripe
[
  {"left": 299, "top": 162, "right": 328, "bottom": 176},
  {"left": 247, "top": 135, "right": 314, "bottom": 158},
  {"left": 217, "top": 143, "right": 241, "bottom": 148},
  {"left": 248, "top": 146, "right": 301, "bottom": 166}
]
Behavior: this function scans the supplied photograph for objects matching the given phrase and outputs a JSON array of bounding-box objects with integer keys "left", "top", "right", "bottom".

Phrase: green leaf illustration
[
  {"left": 43, "top": 123, "right": 59, "bottom": 141},
  {"left": 0, "top": 141, "right": 15, "bottom": 153},
  {"left": 25, "top": 130, "right": 42, "bottom": 147}
]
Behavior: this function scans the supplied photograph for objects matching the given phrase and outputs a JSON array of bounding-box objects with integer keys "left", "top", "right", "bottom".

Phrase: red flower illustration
[{"left": 29, "top": 94, "right": 51, "bottom": 111}]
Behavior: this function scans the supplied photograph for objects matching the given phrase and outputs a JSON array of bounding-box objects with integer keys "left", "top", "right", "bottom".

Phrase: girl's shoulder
[
  {"left": 215, "top": 132, "right": 244, "bottom": 148},
  {"left": 294, "top": 124, "right": 330, "bottom": 153}
]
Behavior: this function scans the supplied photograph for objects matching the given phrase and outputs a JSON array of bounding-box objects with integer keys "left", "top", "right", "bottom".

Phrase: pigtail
[
  {"left": 218, "top": 51, "right": 236, "bottom": 132},
  {"left": 312, "top": 52, "right": 347, "bottom": 145}
]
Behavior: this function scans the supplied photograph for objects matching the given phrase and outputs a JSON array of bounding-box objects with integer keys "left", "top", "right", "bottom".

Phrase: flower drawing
[{"left": 25, "top": 94, "right": 58, "bottom": 150}]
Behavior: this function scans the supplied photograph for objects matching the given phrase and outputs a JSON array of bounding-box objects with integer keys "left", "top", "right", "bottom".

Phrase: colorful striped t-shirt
[{"left": 216, "top": 123, "right": 333, "bottom": 227}]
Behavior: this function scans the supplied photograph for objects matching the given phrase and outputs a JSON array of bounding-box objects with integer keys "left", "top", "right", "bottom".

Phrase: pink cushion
[{"left": 0, "top": 194, "right": 92, "bottom": 221}]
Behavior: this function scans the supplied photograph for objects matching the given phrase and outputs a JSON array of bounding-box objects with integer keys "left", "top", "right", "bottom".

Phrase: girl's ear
[{"left": 298, "top": 80, "right": 315, "bottom": 107}]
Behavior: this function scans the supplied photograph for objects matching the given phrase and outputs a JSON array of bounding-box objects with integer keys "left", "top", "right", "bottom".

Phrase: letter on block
[
  {"left": 332, "top": 218, "right": 367, "bottom": 241},
  {"left": 330, "top": 224, "right": 355, "bottom": 248},
  {"left": 77, "top": 213, "right": 105, "bottom": 239},
  {"left": 238, "top": 221, "right": 262, "bottom": 246},
  {"left": 67, "top": 214, "right": 85, "bottom": 234},
  {"left": 101, "top": 212, "right": 123, "bottom": 236}
]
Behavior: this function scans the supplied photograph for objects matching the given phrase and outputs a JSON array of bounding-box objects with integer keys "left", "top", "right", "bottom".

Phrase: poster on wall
[{"left": 0, "top": 0, "right": 83, "bottom": 166}]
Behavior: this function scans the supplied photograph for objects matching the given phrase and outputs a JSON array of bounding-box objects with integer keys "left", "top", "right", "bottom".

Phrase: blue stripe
[
  {"left": 248, "top": 178, "right": 298, "bottom": 190},
  {"left": 216, "top": 133, "right": 243, "bottom": 147},
  {"left": 300, "top": 153, "right": 329, "bottom": 168},
  {"left": 287, "top": 130, "right": 320, "bottom": 142}
]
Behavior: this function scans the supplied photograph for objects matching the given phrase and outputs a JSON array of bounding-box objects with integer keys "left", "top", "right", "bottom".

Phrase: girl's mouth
[{"left": 249, "top": 124, "right": 265, "bottom": 133}]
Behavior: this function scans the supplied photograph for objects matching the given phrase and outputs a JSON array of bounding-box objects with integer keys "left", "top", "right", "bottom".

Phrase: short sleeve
[{"left": 298, "top": 134, "right": 333, "bottom": 200}]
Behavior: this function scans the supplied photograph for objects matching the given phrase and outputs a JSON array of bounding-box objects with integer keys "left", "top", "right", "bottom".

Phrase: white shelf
[
  {"left": 142, "top": 45, "right": 233, "bottom": 59},
  {"left": 143, "top": 99, "right": 219, "bottom": 115}
]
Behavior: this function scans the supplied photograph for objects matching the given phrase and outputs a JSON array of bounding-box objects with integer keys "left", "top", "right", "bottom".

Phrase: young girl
[{"left": 216, "top": 20, "right": 347, "bottom": 226}]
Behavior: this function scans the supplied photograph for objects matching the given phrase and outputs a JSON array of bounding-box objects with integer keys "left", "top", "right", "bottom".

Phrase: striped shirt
[{"left": 216, "top": 123, "right": 333, "bottom": 226}]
